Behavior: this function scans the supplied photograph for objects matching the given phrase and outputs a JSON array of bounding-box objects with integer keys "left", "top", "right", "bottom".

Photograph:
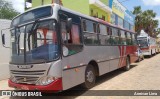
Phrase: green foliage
[
  {"left": 0, "top": 0, "right": 20, "bottom": 20},
  {"left": 133, "top": 6, "right": 159, "bottom": 37}
]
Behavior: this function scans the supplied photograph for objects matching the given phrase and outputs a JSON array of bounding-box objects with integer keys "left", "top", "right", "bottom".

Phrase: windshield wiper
[{"left": 28, "top": 20, "right": 39, "bottom": 51}]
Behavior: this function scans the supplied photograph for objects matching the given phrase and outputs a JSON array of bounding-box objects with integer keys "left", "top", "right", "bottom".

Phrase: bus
[
  {"left": 156, "top": 38, "right": 160, "bottom": 53},
  {"left": 137, "top": 30, "right": 157, "bottom": 57},
  {"left": 1, "top": 4, "right": 138, "bottom": 92}
]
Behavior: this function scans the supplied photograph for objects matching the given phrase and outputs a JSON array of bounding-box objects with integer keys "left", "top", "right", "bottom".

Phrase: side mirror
[
  {"left": 1, "top": 28, "right": 10, "bottom": 48},
  {"left": 2, "top": 34, "right": 5, "bottom": 45},
  {"left": 66, "top": 18, "right": 72, "bottom": 32}
]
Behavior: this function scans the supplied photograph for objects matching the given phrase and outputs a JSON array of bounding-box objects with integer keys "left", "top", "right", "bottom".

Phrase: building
[
  {"left": 111, "top": 0, "right": 135, "bottom": 31},
  {"left": 25, "top": 0, "right": 135, "bottom": 31},
  {"left": 0, "top": 19, "right": 11, "bottom": 80}
]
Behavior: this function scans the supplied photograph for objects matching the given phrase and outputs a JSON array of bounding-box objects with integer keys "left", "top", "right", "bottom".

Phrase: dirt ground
[{"left": 1, "top": 54, "right": 160, "bottom": 99}]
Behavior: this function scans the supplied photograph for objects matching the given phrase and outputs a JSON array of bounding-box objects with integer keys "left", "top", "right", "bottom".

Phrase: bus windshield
[
  {"left": 10, "top": 19, "right": 59, "bottom": 64},
  {"left": 11, "top": 6, "right": 52, "bottom": 28},
  {"left": 138, "top": 39, "right": 148, "bottom": 47}
]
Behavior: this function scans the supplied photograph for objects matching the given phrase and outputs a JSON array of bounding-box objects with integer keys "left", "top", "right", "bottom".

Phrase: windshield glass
[
  {"left": 10, "top": 20, "right": 59, "bottom": 64},
  {"left": 11, "top": 6, "right": 52, "bottom": 28},
  {"left": 138, "top": 39, "right": 148, "bottom": 47}
]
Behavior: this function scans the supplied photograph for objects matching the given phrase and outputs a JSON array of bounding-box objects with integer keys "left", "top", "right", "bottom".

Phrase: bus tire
[
  {"left": 123, "top": 57, "right": 130, "bottom": 71},
  {"left": 137, "top": 57, "right": 141, "bottom": 62},
  {"left": 82, "top": 64, "right": 96, "bottom": 89}
]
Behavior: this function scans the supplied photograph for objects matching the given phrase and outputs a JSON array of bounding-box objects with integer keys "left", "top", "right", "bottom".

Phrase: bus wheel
[
  {"left": 137, "top": 57, "right": 141, "bottom": 62},
  {"left": 123, "top": 57, "right": 130, "bottom": 71},
  {"left": 82, "top": 64, "right": 96, "bottom": 89}
]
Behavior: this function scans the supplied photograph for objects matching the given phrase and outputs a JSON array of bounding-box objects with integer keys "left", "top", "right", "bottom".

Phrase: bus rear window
[{"left": 11, "top": 6, "right": 52, "bottom": 27}]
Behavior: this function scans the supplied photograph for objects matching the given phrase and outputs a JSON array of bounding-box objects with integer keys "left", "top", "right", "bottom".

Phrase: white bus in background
[{"left": 137, "top": 30, "right": 157, "bottom": 57}]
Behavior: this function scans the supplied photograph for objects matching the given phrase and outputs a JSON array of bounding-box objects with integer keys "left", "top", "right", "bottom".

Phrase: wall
[
  {"left": 0, "top": 19, "right": 11, "bottom": 80},
  {"left": 32, "top": 0, "right": 53, "bottom": 8},
  {"left": 90, "top": 4, "right": 110, "bottom": 22},
  {"left": 110, "top": 0, "right": 135, "bottom": 31},
  {"left": 62, "top": 0, "right": 90, "bottom": 15}
]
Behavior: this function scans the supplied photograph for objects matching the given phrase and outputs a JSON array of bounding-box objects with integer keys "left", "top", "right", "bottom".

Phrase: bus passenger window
[
  {"left": 84, "top": 20, "right": 95, "bottom": 33},
  {"left": 61, "top": 21, "right": 82, "bottom": 56},
  {"left": 111, "top": 28, "right": 119, "bottom": 45},
  {"left": 126, "top": 32, "right": 132, "bottom": 45},
  {"left": 84, "top": 33, "right": 99, "bottom": 45},
  {"left": 83, "top": 20, "right": 99, "bottom": 45},
  {"left": 132, "top": 34, "right": 136, "bottom": 45},
  {"left": 120, "top": 30, "right": 126, "bottom": 45},
  {"left": 99, "top": 24, "right": 110, "bottom": 45}
]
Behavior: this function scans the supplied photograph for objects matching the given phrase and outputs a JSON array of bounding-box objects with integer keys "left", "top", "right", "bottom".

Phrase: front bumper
[
  {"left": 8, "top": 78, "right": 63, "bottom": 92},
  {"left": 142, "top": 51, "right": 151, "bottom": 56}
]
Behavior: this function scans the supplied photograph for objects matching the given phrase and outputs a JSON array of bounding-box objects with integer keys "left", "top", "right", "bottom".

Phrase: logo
[
  {"left": 2, "top": 91, "right": 11, "bottom": 96},
  {"left": 17, "top": 65, "right": 33, "bottom": 69}
]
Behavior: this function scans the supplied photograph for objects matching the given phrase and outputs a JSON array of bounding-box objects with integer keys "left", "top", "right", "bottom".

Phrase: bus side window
[
  {"left": 111, "top": 28, "right": 119, "bottom": 45},
  {"left": 120, "top": 30, "right": 126, "bottom": 45},
  {"left": 126, "top": 32, "right": 132, "bottom": 45},
  {"left": 98, "top": 24, "right": 110, "bottom": 45},
  {"left": 61, "top": 20, "right": 82, "bottom": 56},
  {"left": 131, "top": 34, "right": 136, "bottom": 45},
  {"left": 83, "top": 20, "right": 99, "bottom": 45}
]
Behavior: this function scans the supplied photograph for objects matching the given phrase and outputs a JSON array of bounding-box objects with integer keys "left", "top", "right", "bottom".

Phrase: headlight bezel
[{"left": 36, "top": 76, "right": 57, "bottom": 86}]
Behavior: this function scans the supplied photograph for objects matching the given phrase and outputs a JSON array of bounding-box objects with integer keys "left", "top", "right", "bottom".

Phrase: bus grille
[{"left": 10, "top": 70, "right": 46, "bottom": 84}]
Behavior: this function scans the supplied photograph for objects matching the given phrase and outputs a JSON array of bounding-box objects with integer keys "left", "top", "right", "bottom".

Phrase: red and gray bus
[{"left": 1, "top": 4, "right": 138, "bottom": 92}]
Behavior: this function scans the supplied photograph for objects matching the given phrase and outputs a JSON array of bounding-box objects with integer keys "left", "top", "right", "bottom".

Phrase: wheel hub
[{"left": 86, "top": 71, "right": 94, "bottom": 82}]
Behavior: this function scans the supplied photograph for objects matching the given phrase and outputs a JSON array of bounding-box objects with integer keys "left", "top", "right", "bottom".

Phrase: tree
[
  {"left": 133, "top": 6, "right": 159, "bottom": 37},
  {"left": 133, "top": 6, "right": 143, "bottom": 34},
  {"left": 0, "top": 0, "right": 20, "bottom": 20}
]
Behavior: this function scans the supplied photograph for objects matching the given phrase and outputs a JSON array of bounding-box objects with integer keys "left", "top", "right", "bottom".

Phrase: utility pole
[{"left": 52, "top": 0, "right": 63, "bottom": 5}]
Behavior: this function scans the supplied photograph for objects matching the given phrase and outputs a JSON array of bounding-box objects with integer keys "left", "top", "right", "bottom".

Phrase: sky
[
  {"left": 6, "top": 0, "right": 25, "bottom": 13},
  {"left": 119, "top": 0, "right": 160, "bottom": 27}
]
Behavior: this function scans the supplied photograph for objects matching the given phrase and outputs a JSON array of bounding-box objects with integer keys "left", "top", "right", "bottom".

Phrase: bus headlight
[{"left": 36, "top": 76, "right": 57, "bottom": 85}]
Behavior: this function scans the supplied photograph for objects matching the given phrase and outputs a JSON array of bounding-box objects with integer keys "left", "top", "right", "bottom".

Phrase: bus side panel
[
  {"left": 118, "top": 45, "right": 138, "bottom": 67},
  {"left": 62, "top": 46, "right": 111, "bottom": 90},
  {"left": 83, "top": 46, "right": 110, "bottom": 76},
  {"left": 95, "top": 46, "right": 111, "bottom": 76},
  {"left": 118, "top": 46, "right": 127, "bottom": 68},
  {"left": 109, "top": 46, "right": 120, "bottom": 71},
  {"left": 62, "top": 66, "right": 86, "bottom": 90},
  {"left": 62, "top": 52, "right": 86, "bottom": 90},
  {"left": 126, "top": 46, "right": 138, "bottom": 64}
]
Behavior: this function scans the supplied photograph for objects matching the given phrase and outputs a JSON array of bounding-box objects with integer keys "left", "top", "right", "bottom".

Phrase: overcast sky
[{"left": 6, "top": 0, "right": 25, "bottom": 13}]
